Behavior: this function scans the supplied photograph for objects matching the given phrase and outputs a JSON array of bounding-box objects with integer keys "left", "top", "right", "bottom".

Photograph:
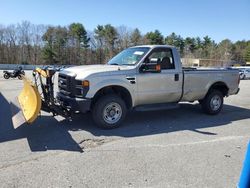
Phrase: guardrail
[{"left": 0, "top": 64, "right": 74, "bottom": 70}]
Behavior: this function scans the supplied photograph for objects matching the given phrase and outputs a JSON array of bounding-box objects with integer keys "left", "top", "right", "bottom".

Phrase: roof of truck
[{"left": 131, "top": 45, "right": 175, "bottom": 49}]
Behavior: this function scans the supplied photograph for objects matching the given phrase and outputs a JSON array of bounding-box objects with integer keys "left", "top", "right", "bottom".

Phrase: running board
[{"left": 134, "top": 103, "right": 179, "bottom": 112}]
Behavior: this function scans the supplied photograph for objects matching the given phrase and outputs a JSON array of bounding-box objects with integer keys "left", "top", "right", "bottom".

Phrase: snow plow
[{"left": 12, "top": 67, "right": 70, "bottom": 128}]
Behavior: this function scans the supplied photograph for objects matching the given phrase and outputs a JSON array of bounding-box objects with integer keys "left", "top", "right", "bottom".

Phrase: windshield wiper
[
  {"left": 109, "top": 63, "right": 119, "bottom": 65},
  {"left": 109, "top": 63, "right": 134, "bottom": 66}
]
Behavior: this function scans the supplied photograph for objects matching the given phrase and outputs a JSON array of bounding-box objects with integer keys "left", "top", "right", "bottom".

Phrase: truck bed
[{"left": 181, "top": 68, "right": 239, "bottom": 102}]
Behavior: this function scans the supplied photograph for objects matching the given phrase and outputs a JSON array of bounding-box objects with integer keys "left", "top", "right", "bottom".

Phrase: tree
[
  {"left": 103, "top": 24, "right": 118, "bottom": 52},
  {"left": 165, "top": 32, "right": 184, "bottom": 55},
  {"left": 195, "top": 37, "right": 202, "bottom": 49},
  {"left": 216, "top": 39, "right": 233, "bottom": 61},
  {"left": 69, "top": 23, "right": 89, "bottom": 48},
  {"left": 5, "top": 25, "right": 18, "bottom": 64},
  {"left": 0, "top": 25, "right": 5, "bottom": 64},
  {"left": 1, "top": 21, "right": 250, "bottom": 67},
  {"left": 232, "top": 40, "right": 249, "bottom": 62},
  {"left": 145, "top": 30, "right": 164, "bottom": 45},
  {"left": 130, "top": 28, "right": 142, "bottom": 46},
  {"left": 201, "top": 36, "right": 216, "bottom": 59},
  {"left": 69, "top": 23, "right": 90, "bottom": 64},
  {"left": 31, "top": 24, "right": 47, "bottom": 65},
  {"left": 17, "top": 21, "right": 32, "bottom": 64},
  {"left": 244, "top": 44, "right": 250, "bottom": 62},
  {"left": 184, "top": 37, "right": 196, "bottom": 53},
  {"left": 42, "top": 26, "right": 68, "bottom": 64},
  {"left": 94, "top": 24, "right": 118, "bottom": 62},
  {"left": 42, "top": 27, "right": 57, "bottom": 64},
  {"left": 116, "top": 25, "right": 131, "bottom": 50}
]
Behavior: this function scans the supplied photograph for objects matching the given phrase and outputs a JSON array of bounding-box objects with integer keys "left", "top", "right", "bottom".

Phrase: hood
[{"left": 60, "top": 64, "right": 135, "bottom": 79}]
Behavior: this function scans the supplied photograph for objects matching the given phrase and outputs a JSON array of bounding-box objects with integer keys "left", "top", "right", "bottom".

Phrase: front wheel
[
  {"left": 17, "top": 75, "right": 23, "bottom": 80},
  {"left": 200, "top": 90, "right": 224, "bottom": 115},
  {"left": 3, "top": 73, "right": 10, "bottom": 79},
  {"left": 92, "top": 94, "right": 127, "bottom": 129},
  {"left": 240, "top": 74, "right": 246, "bottom": 80}
]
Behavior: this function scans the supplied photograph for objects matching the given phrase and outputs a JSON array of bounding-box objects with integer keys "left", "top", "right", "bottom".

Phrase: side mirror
[{"left": 140, "top": 58, "right": 161, "bottom": 73}]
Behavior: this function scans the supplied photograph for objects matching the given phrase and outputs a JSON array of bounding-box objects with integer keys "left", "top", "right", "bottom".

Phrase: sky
[{"left": 0, "top": 0, "right": 249, "bottom": 42}]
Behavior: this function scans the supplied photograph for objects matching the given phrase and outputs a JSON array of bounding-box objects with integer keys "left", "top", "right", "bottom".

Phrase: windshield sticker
[{"left": 134, "top": 51, "right": 144, "bottom": 55}]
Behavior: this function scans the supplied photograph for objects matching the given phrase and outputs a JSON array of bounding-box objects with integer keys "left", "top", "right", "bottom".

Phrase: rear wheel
[
  {"left": 3, "top": 73, "right": 10, "bottom": 79},
  {"left": 200, "top": 90, "right": 223, "bottom": 115},
  {"left": 92, "top": 94, "right": 127, "bottom": 129}
]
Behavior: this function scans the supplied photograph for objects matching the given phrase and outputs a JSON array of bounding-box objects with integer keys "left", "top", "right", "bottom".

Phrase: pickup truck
[{"left": 57, "top": 45, "right": 240, "bottom": 128}]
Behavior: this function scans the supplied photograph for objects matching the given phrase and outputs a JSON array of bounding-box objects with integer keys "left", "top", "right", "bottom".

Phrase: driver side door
[{"left": 136, "top": 47, "right": 182, "bottom": 105}]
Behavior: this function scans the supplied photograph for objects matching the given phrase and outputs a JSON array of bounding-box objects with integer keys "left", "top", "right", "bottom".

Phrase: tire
[
  {"left": 92, "top": 94, "right": 127, "bottom": 129},
  {"left": 240, "top": 74, "right": 246, "bottom": 80},
  {"left": 18, "top": 75, "right": 22, "bottom": 80},
  {"left": 200, "top": 90, "right": 224, "bottom": 115},
  {"left": 3, "top": 73, "right": 10, "bottom": 79}
]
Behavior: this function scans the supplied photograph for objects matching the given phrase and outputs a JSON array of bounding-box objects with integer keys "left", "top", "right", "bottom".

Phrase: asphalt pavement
[{"left": 0, "top": 70, "right": 250, "bottom": 188}]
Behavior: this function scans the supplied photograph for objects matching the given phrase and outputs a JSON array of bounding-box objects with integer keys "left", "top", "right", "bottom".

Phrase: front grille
[
  {"left": 58, "top": 73, "right": 88, "bottom": 98},
  {"left": 58, "top": 73, "right": 75, "bottom": 96}
]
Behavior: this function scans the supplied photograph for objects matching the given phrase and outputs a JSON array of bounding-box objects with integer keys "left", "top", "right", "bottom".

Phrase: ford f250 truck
[{"left": 54, "top": 45, "right": 240, "bottom": 128}]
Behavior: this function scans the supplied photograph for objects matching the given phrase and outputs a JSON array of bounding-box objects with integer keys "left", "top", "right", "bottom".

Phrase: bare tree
[
  {"left": 116, "top": 25, "right": 132, "bottom": 51},
  {"left": 17, "top": 21, "right": 32, "bottom": 64}
]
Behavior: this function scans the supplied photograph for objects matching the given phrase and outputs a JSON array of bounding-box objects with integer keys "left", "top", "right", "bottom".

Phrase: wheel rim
[
  {"left": 103, "top": 102, "right": 122, "bottom": 124},
  {"left": 210, "top": 95, "right": 222, "bottom": 111}
]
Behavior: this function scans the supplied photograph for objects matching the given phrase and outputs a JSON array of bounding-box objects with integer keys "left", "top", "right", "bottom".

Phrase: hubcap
[
  {"left": 103, "top": 102, "right": 122, "bottom": 124},
  {"left": 210, "top": 95, "right": 221, "bottom": 111}
]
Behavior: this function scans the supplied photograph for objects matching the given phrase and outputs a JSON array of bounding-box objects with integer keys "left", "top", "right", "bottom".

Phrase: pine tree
[
  {"left": 145, "top": 30, "right": 164, "bottom": 45},
  {"left": 244, "top": 44, "right": 250, "bottom": 62}
]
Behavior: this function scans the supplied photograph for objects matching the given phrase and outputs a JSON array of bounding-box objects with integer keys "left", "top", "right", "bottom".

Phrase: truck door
[{"left": 136, "top": 47, "right": 182, "bottom": 105}]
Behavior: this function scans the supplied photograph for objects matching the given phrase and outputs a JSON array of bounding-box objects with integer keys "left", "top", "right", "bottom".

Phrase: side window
[{"left": 145, "top": 48, "right": 175, "bottom": 70}]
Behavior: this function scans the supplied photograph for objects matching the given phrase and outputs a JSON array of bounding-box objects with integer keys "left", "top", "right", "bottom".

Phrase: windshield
[{"left": 108, "top": 47, "right": 150, "bottom": 66}]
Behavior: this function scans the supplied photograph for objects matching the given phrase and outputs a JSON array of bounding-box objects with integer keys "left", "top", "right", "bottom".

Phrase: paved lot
[{"left": 0, "top": 70, "right": 250, "bottom": 188}]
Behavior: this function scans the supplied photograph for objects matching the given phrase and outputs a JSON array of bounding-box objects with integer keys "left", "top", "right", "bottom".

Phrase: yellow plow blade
[{"left": 11, "top": 76, "right": 41, "bottom": 128}]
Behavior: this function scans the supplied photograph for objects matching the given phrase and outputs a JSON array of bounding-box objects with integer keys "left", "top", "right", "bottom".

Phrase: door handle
[
  {"left": 174, "top": 74, "right": 179, "bottom": 81},
  {"left": 126, "top": 76, "right": 136, "bottom": 84}
]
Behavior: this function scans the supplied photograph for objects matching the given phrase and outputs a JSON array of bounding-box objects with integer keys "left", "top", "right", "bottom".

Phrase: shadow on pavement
[
  {"left": 1, "top": 92, "right": 250, "bottom": 152},
  {"left": 76, "top": 103, "right": 250, "bottom": 137},
  {"left": 0, "top": 92, "right": 83, "bottom": 152}
]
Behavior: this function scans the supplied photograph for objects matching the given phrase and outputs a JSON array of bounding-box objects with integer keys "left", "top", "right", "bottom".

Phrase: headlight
[{"left": 75, "top": 80, "right": 89, "bottom": 97}]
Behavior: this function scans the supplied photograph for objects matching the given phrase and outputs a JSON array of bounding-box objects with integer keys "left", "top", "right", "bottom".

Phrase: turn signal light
[
  {"left": 82, "top": 80, "right": 89, "bottom": 87},
  {"left": 156, "top": 64, "right": 161, "bottom": 71}
]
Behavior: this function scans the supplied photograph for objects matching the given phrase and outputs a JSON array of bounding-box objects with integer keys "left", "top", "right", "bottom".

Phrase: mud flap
[{"left": 11, "top": 76, "right": 41, "bottom": 128}]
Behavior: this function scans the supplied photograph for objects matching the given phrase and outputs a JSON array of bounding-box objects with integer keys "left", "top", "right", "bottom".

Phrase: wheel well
[
  {"left": 92, "top": 86, "right": 133, "bottom": 109},
  {"left": 208, "top": 82, "right": 229, "bottom": 96}
]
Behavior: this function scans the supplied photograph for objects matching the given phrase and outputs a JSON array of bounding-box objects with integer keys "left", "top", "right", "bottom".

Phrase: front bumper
[{"left": 57, "top": 92, "right": 91, "bottom": 113}]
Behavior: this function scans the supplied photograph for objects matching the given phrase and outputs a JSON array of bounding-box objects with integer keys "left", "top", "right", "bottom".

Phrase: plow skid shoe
[{"left": 11, "top": 76, "right": 41, "bottom": 128}]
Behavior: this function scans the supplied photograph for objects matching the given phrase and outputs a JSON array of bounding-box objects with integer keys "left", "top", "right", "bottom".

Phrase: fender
[{"left": 86, "top": 78, "right": 136, "bottom": 107}]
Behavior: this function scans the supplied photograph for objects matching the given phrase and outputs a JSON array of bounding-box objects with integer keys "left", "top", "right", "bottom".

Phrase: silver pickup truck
[{"left": 57, "top": 45, "right": 240, "bottom": 128}]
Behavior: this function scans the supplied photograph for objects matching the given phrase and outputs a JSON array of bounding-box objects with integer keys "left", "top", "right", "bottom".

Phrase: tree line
[{"left": 0, "top": 21, "right": 250, "bottom": 66}]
